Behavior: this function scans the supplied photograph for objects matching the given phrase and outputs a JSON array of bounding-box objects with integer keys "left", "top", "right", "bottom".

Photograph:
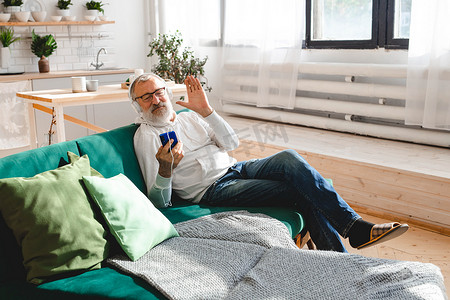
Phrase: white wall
[{"left": 110, "top": 0, "right": 148, "bottom": 70}]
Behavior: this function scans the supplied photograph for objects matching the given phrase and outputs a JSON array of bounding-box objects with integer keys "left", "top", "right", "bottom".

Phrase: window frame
[
  {"left": 305, "top": 0, "right": 409, "bottom": 50},
  {"left": 384, "top": 0, "right": 409, "bottom": 49}
]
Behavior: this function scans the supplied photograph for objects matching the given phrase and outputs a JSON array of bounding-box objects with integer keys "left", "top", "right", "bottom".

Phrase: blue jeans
[{"left": 200, "top": 149, "right": 360, "bottom": 252}]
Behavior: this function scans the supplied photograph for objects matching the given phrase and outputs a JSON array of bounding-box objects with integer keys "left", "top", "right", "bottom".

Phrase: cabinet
[
  {"left": 0, "top": 80, "right": 32, "bottom": 158},
  {"left": 31, "top": 72, "right": 133, "bottom": 146}
]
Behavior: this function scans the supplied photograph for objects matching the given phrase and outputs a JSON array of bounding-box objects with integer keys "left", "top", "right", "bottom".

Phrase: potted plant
[
  {"left": 30, "top": 30, "right": 57, "bottom": 73},
  {"left": 56, "top": 0, "right": 72, "bottom": 17},
  {"left": 2, "top": 0, "right": 23, "bottom": 12},
  {"left": 148, "top": 30, "right": 212, "bottom": 93},
  {"left": 0, "top": 27, "right": 20, "bottom": 68},
  {"left": 2, "top": 0, "right": 23, "bottom": 19},
  {"left": 85, "top": 0, "right": 106, "bottom": 19}
]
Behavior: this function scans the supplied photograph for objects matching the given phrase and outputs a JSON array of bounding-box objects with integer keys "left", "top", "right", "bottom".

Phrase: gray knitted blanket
[{"left": 107, "top": 211, "right": 446, "bottom": 300}]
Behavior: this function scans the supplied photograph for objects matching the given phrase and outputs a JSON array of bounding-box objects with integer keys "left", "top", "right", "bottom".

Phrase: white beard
[{"left": 142, "top": 100, "right": 174, "bottom": 125}]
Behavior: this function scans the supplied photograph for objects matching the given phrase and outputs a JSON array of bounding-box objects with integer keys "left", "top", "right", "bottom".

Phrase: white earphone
[{"left": 129, "top": 73, "right": 173, "bottom": 114}]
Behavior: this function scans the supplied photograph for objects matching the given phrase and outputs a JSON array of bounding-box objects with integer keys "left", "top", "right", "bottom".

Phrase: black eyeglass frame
[{"left": 134, "top": 87, "right": 166, "bottom": 102}]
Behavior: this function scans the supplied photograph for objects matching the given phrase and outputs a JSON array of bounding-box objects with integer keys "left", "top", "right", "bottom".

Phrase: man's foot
[{"left": 352, "top": 222, "right": 409, "bottom": 250}]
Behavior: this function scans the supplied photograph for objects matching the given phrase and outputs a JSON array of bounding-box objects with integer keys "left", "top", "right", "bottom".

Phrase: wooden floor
[
  {"left": 223, "top": 112, "right": 450, "bottom": 296},
  {"left": 344, "top": 212, "right": 449, "bottom": 296}
]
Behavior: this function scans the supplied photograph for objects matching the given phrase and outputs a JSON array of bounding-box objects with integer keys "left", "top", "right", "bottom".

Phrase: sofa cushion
[
  {"left": 0, "top": 141, "right": 80, "bottom": 284},
  {"left": 76, "top": 124, "right": 147, "bottom": 195},
  {"left": 0, "top": 155, "right": 109, "bottom": 284},
  {"left": 37, "top": 267, "right": 165, "bottom": 299},
  {"left": 0, "top": 141, "right": 79, "bottom": 180},
  {"left": 161, "top": 200, "right": 305, "bottom": 238},
  {"left": 83, "top": 174, "right": 179, "bottom": 261}
]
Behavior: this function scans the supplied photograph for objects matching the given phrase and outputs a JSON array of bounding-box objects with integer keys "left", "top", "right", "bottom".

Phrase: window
[
  {"left": 305, "top": 0, "right": 412, "bottom": 49},
  {"left": 158, "top": 0, "right": 222, "bottom": 45},
  {"left": 224, "top": 0, "right": 303, "bottom": 48}
]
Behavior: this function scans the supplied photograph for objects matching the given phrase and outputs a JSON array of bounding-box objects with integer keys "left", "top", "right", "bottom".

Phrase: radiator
[{"left": 221, "top": 62, "right": 450, "bottom": 148}]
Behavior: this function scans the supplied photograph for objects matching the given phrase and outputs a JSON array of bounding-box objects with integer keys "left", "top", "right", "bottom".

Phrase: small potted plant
[
  {"left": 0, "top": 27, "right": 20, "bottom": 68},
  {"left": 148, "top": 30, "right": 212, "bottom": 93},
  {"left": 85, "top": 1, "right": 106, "bottom": 20},
  {"left": 56, "top": 0, "right": 73, "bottom": 17},
  {"left": 2, "top": 0, "right": 24, "bottom": 14},
  {"left": 30, "top": 30, "right": 57, "bottom": 73}
]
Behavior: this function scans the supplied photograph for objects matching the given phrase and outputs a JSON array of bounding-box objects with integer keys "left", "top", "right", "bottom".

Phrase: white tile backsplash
[
  {"left": 30, "top": 27, "right": 48, "bottom": 34},
  {"left": 56, "top": 48, "right": 71, "bottom": 56},
  {"left": 64, "top": 55, "right": 79, "bottom": 63},
  {"left": 13, "top": 58, "right": 32, "bottom": 65},
  {"left": 3, "top": 24, "right": 115, "bottom": 73},
  {"left": 25, "top": 65, "right": 38, "bottom": 73}
]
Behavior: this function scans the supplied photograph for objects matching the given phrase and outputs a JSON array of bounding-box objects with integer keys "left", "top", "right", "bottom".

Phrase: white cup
[
  {"left": 86, "top": 80, "right": 99, "bottom": 92},
  {"left": 72, "top": 77, "right": 86, "bottom": 93}
]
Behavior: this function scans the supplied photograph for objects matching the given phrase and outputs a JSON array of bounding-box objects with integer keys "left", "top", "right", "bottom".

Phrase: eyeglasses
[{"left": 135, "top": 87, "right": 166, "bottom": 102}]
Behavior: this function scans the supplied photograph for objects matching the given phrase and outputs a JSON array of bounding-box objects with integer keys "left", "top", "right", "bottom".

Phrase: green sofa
[{"left": 0, "top": 124, "right": 304, "bottom": 299}]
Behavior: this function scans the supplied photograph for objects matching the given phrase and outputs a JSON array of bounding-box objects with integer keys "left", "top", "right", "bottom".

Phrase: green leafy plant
[
  {"left": 0, "top": 27, "right": 20, "bottom": 48},
  {"left": 85, "top": 1, "right": 106, "bottom": 14},
  {"left": 56, "top": 0, "right": 73, "bottom": 9},
  {"left": 30, "top": 30, "right": 57, "bottom": 58},
  {"left": 2, "top": 0, "right": 24, "bottom": 7},
  {"left": 148, "top": 30, "right": 212, "bottom": 92}
]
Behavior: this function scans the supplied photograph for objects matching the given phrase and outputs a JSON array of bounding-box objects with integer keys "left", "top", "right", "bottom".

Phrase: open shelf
[{"left": 0, "top": 20, "right": 115, "bottom": 26}]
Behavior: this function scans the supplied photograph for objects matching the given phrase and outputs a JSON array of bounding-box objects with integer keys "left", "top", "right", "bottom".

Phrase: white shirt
[{"left": 134, "top": 111, "right": 239, "bottom": 207}]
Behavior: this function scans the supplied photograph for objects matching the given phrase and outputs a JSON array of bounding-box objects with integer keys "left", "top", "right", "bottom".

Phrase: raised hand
[{"left": 176, "top": 75, "right": 213, "bottom": 117}]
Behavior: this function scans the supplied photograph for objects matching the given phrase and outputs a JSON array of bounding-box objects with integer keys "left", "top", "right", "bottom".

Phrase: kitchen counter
[{"left": 0, "top": 68, "right": 135, "bottom": 83}]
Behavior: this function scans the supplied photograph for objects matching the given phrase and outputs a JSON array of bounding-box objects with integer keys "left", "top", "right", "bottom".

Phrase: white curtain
[
  {"left": 405, "top": 0, "right": 450, "bottom": 131},
  {"left": 150, "top": 0, "right": 221, "bottom": 92},
  {"left": 220, "top": 0, "right": 305, "bottom": 109},
  {"left": 0, "top": 80, "right": 31, "bottom": 150},
  {"left": 153, "top": 0, "right": 304, "bottom": 109}
]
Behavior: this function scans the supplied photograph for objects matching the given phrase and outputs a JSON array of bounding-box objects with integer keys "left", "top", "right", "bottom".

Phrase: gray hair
[{"left": 129, "top": 73, "right": 165, "bottom": 100}]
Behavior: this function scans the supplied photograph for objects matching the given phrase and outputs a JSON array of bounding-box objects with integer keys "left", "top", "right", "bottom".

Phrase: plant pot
[
  {"left": 57, "top": 9, "right": 70, "bottom": 17},
  {"left": 4, "top": 6, "right": 21, "bottom": 14},
  {"left": 38, "top": 56, "right": 49, "bottom": 73},
  {"left": 5, "top": 5, "right": 21, "bottom": 21},
  {"left": 1, "top": 47, "right": 10, "bottom": 68},
  {"left": 85, "top": 9, "right": 98, "bottom": 20}
]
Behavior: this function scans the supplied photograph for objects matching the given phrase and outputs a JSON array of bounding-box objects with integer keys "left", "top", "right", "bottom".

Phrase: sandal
[
  {"left": 294, "top": 230, "right": 310, "bottom": 249},
  {"left": 357, "top": 222, "right": 409, "bottom": 250}
]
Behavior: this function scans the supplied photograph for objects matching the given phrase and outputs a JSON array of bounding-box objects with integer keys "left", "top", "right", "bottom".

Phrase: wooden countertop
[
  {"left": 17, "top": 83, "right": 187, "bottom": 104},
  {"left": 0, "top": 68, "right": 135, "bottom": 83}
]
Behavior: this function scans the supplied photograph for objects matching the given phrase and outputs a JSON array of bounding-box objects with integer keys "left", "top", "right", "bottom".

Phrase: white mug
[
  {"left": 72, "top": 77, "right": 86, "bottom": 93},
  {"left": 86, "top": 80, "right": 99, "bottom": 92}
]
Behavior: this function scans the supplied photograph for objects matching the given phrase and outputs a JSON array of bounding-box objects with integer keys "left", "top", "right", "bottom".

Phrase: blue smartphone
[{"left": 159, "top": 131, "right": 178, "bottom": 150}]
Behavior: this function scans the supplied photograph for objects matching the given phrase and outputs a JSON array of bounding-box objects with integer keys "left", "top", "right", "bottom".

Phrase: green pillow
[
  {"left": 0, "top": 155, "right": 109, "bottom": 284},
  {"left": 67, "top": 151, "right": 103, "bottom": 177},
  {"left": 82, "top": 173, "right": 179, "bottom": 261}
]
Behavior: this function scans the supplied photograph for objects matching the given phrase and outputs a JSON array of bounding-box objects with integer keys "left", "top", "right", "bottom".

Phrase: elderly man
[{"left": 130, "top": 73, "right": 408, "bottom": 252}]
